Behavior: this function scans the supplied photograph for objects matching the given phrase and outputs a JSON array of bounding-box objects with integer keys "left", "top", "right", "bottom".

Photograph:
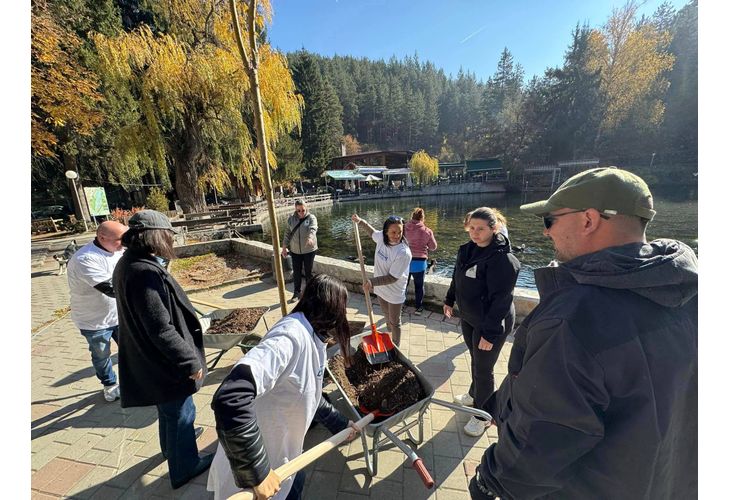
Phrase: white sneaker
[
  {"left": 453, "top": 393, "right": 474, "bottom": 406},
  {"left": 103, "top": 383, "right": 120, "bottom": 402},
  {"left": 463, "top": 416, "right": 489, "bottom": 437}
]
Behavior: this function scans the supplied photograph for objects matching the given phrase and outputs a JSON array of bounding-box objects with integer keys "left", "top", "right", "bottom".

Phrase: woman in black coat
[
  {"left": 444, "top": 207, "right": 520, "bottom": 437},
  {"left": 113, "top": 210, "right": 212, "bottom": 489}
]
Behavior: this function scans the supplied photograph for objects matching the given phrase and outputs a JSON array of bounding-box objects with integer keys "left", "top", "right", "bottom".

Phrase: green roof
[
  {"left": 325, "top": 170, "right": 367, "bottom": 180},
  {"left": 465, "top": 159, "right": 502, "bottom": 172}
]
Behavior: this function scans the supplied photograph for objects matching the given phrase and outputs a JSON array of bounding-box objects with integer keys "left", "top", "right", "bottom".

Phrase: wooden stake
[{"left": 229, "top": 0, "right": 288, "bottom": 316}]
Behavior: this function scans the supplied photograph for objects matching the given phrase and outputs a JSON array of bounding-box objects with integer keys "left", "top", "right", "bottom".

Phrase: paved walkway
[{"left": 31, "top": 259, "right": 512, "bottom": 499}]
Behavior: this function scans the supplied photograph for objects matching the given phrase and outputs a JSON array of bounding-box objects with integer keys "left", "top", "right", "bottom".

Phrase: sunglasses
[
  {"left": 296, "top": 208, "right": 306, "bottom": 213},
  {"left": 543, "top": 210, "right": 610, "bottom": 229},
  {"left": 386, "top": 215, "right": 403, "bottom": 222}
]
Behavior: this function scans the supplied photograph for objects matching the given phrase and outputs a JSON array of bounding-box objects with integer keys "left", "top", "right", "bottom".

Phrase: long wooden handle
[
  {"left": 189, "top": 298, "right": 226, "bottom": 310},
  {"left": 228, "top": 412, "right": 375, "bottom": 500},
  {"left": 353, "top": 220, "right": 376, "bottom": 327}
]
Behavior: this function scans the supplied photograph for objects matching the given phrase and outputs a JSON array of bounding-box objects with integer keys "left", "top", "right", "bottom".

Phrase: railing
[{"left": 31, "top": 217, "right": 64, "bottom": 235}]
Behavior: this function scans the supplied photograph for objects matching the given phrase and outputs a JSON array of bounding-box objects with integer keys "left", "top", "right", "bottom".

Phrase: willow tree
[
  {"left": 92, "top": 0, "right": 302, "bottom": 213},
  {"left": 586, "top": 0, "right": 674, "bottom": 149},
  {"left": 409, "top": 150, "right": 439, "bottom": 185}
]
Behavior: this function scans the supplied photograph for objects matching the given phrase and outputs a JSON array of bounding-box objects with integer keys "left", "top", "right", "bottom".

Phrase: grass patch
[{"left": 170, "top": 253, "right": 217, "bottom": 273}]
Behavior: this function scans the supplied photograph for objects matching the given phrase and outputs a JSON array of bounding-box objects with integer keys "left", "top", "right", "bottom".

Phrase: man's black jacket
[{"left": 475, "top": 239, "right": 698, "bottom": 500}]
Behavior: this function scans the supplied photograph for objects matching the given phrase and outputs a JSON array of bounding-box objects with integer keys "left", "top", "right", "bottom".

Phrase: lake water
[{"left": 252, "top": 189, "right": 698, "bottom": 290}]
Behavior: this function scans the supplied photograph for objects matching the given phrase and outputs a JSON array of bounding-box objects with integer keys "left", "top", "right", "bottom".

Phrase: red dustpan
[{"left": 353, "top": 220, "right": 395, "bottom": 365}]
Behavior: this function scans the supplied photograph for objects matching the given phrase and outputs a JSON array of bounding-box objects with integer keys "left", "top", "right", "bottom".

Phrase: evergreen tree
[
  {"left": 290, "top": 51, "right": 344, "bottom": 179},
  {"left": 660, "top": 0, "right": 697, "bottom": 168},
  {"left": 541, "top": 25, "right": 602, "bottom": 161}
]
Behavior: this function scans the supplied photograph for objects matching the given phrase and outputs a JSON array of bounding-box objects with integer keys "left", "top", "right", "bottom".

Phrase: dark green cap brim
[{"left": 520, "top": 199, "right": 559, "bottom": 217}]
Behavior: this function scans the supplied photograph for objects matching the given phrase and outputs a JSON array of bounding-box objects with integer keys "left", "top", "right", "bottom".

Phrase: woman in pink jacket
[{"left": 403, "top": 208, "right": 438, "bottom": 314}]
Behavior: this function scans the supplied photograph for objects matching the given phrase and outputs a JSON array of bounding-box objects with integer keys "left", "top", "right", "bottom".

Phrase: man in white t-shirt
[{"left": 67, "top": 221, "right": 128, "bottom": 402}]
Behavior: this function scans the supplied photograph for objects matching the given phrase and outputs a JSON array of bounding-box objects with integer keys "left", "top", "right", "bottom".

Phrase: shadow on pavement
[
  {"left": 32, "top": 269, "right": 61, "bottom": 278},
  {"left": 51, "top": 354, "right": 119, "bottom": 387},
  {"left": 31, "top": 391, "right": 158, "bottom": 439}
]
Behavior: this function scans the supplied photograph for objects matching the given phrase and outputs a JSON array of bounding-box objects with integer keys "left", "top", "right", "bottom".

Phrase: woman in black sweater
[{"left": 444, "top": 207, "right": 520, "bottom": 437}]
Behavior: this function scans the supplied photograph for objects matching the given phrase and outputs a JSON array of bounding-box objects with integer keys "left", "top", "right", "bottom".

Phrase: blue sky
[{"left": 267, "top": 0, "right": 690, "bottom": 82}]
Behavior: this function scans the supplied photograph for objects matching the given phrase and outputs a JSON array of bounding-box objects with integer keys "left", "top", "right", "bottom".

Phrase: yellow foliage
[
  {"left": 31, "top": 5, "right": 103, "bottom": 158},
  {"left": 91, "top": 0, "right": 301, "bottom": 195},
  {"left": 409, "top": 150, "right": 439, "bottom": 184},
  {"left": 586, "top": 1, "right": 675, "bottom": 133}
]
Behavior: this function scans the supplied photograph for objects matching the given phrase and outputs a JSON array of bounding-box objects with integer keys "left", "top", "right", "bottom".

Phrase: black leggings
[
  {"left": 462, "top": 319, "right": 508, "bottom": 419},
  {"left": 290, "top": 251, "right": 315, "bottom": 293}
]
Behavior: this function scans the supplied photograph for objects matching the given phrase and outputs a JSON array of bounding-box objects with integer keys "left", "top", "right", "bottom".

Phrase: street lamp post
[{"left": 65, "top": 170, "right": 89, "bottom": 233}]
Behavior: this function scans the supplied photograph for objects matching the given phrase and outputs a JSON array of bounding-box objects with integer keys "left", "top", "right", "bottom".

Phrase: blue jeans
[
  {"left": 79, "top": 326, "right": 118, "bottom": 387},
  {"left": 156, "top": 395, "right": 200, "bottom": 485},
  {"left": 407, "top": 271, "right": 426, "bottom": 308}
]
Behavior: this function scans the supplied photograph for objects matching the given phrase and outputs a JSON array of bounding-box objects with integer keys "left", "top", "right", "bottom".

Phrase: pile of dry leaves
[{"left": 170, "top": 252, "right": 269, "bottom": 290}]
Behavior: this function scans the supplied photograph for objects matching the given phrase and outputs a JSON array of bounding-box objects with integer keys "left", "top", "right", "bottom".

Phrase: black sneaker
[
  {"left": 415, "top": 306, "right": 424, "bottom": 315},
  {"left": 291, "top": 292, "right": 300, "bottom": 301},
  {"left": 171, "top": 454, "right": 214, "bottom": 489}
]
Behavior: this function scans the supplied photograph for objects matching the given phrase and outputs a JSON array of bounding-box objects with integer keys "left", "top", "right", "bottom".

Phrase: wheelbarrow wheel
[{"left": 238, "top": 334, "right": 262, "bottom": 354}]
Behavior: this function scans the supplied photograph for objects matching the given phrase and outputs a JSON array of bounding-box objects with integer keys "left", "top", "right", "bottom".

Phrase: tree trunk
[{"left": 172, "top": 123, "right": 206, "bottom": 214}]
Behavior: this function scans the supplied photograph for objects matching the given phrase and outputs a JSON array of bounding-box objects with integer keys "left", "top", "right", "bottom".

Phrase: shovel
[
  {"left": 353, "top": 220, "right": 395, "bottom": 365},
  {"left": 227, "top": 412, "right": 375, "bottom": 500}
]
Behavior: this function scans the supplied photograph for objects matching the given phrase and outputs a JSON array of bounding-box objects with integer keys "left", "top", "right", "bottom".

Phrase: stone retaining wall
[{"left": 174, "top": 238, "right": 539, "bottom": 321}]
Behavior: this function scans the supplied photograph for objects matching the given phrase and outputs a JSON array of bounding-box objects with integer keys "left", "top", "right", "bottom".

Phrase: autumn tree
[
  {"left": 92, "top": 0, "right": 302, "bottom": 213},
  {"left": 31, "top": 1, "right": 103, "bottom": 161},
  {"left": 586, "top": 0, "right": 675, "bottom": 151},
  {"left": 341, "top": 134, "right": 361, "bottom": 155},
  {"left": 409, "top": 150, "right": 439, "bottom": 185}
]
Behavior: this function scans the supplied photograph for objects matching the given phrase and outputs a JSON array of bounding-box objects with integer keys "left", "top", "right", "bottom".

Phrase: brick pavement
[{"left": 31, "top": 260, "right": 511, "bottom": 499}]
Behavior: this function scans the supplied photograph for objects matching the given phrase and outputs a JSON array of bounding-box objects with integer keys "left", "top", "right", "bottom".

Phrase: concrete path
[{"left": 30, "top": 259, "right": 511, "bottom": 499}]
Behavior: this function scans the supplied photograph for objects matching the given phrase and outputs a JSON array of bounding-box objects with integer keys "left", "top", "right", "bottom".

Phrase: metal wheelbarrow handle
[{"left": 381, "top": 428, "right": 434, "bottom": 489}]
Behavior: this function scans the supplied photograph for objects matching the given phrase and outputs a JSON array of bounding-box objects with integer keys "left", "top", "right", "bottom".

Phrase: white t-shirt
[
  {"left": 207, "top": 312, "right": 327, "bottom": 500},
  {"left": 67, "top": 241, "right": 123, "bottom": 330},
  {"left": 371, "top": 230, "right": 412, "bottom": 304}
]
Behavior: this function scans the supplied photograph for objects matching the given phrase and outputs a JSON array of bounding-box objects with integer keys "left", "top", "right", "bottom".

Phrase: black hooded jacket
[
  {"left": 444, "top": 233, "right": 521, "bottom": 342},
  {"left": 476, "top": 239, "right": 698, "bottom": 500}
]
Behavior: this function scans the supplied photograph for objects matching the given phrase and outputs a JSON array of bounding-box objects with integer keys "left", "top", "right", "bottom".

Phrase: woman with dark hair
[
  {"left": 404, "top": 207, "right": 438, "bottom": 315},
  {"left": 350, "top": 213, "right": 412, "bottom": 345},
  {"left": 112, "top": 210, "right": 213, "bottom": 489},
  {"left": 444, "top": 207, "right": 520, "bottom": 437},
  {"left": 208, "top": 273, "right": 360, "bottom": 500}
]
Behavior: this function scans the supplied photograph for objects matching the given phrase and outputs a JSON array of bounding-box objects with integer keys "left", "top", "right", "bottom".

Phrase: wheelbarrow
[
  {"left": 194, "top": 302, "right": 271, "bottom": 369},
  {"left": 325, "top": 331, "right": 492, "bottom": 489}
]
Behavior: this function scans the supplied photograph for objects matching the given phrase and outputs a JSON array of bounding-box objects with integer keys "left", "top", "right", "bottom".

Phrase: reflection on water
[{"left": 252, "top": 192, "right": 698, "bottom": 290}]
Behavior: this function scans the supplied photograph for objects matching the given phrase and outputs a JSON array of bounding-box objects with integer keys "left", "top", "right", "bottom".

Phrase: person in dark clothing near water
[
  {"left": 444, "top": 207, "right": 521, "bottom": 437},
  {"left": 113, "top": 210, "right": 212, "bottom": 489},
  {"left": 469, "top": 167, "right": 698, "bottom": 500}
]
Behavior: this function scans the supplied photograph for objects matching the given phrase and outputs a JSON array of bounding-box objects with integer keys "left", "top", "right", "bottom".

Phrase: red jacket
[{"left": 404, "top": 220, "right": 437, "bottom": 259}]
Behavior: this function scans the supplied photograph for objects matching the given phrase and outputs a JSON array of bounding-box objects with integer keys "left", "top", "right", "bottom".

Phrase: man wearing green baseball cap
[{"left": 470, "top": 167, "right": 698, "bottom": 500}]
